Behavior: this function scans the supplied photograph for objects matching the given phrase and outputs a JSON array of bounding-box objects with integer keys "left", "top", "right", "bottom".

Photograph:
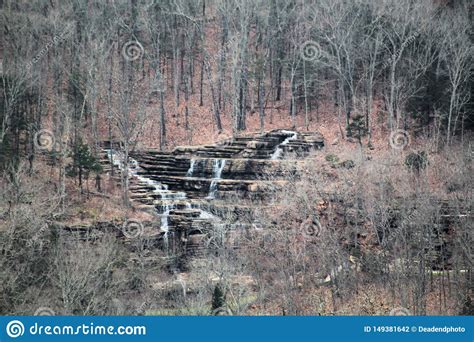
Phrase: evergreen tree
[
  {"left": 211, "top": 284, "right": 226, "bottom": 314},
  {"left": 348, "top": 115, "right": 368, "bottom": 146},
  {"left": 66, "top": 141, "right": 102, "bottom": 192},
  {"left": 405, "top": 151, "right": 428, "bottom": 174}
]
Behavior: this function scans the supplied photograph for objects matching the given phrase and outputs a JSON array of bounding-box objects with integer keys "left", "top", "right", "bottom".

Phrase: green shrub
[
  {"left": 405, "top": 151, "right": 427, "bottom": 173},
  {"left": 66, "top": 140, "right": 102, "bottom": 191},
  {"left": 325, "top": 154, "right": 340, "bottom": 164},
  {"left": 347, "top": 114, "right": 368, "bottom": 145},
  {"left": 339, "top": 160, "right": 355, "bottom": 169},
  {"left": 211, "top": 284, "right": 226, "bottom": 314}
]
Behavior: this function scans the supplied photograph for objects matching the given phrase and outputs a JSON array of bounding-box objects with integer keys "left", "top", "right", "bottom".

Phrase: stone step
[
  {"left": 139, "top": 158, "right": 300, "bottom": 180},
  {"left": 141, "top": 175, "right": 285, "bottom": 194},
  {"left": 99, "top": 129, "right": 325, "bottom": 262}
]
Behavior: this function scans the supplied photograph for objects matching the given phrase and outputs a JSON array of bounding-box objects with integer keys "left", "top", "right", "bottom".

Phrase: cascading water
[
  {"left": 271, "top": 130, "right": 298, "bottom": 160},
  {"left": 186, "top": 159, "right": 196, "bottom": 177},
  {"left": 207, "top": 159, "right": 226, "bottom": 199},
  {"left": 106, "top": 149, "right": 222, "bottom": 251},
  {"left": 106, "top": 150, "right": 184, "bottom": 251}
]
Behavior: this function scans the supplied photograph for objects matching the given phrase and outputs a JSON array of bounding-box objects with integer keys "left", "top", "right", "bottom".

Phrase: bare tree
[{"left": 438, "top": 8, "right": 473, "bottom": 145}]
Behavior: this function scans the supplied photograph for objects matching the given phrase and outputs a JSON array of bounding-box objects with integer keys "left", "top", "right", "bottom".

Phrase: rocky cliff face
[{"left": 100, "top": 129, "right": 324, "bottom": 268}]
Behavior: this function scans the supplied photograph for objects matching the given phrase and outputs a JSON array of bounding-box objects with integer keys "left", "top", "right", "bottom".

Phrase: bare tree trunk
[{"left": 160, "top": 90, "right": 166, "bottom": 150}]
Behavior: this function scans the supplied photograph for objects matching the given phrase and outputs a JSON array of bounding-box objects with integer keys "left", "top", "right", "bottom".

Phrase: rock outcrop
[{"left": 100, "top": 129, "right": 324, "bottom": 266}]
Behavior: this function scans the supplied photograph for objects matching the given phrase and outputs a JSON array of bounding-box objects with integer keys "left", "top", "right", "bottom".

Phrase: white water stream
[
  {"left": 106, "top": 150, "right": 222, "bottom": 249},
  {"left": 186, "top": 159, "right": 196, "bottom": 177},
  {"left": 271, "top": 130, "right": 298, "bottom": 160},
  {"left": 206, "top": 159, "right": 226, "bottom": 199}
]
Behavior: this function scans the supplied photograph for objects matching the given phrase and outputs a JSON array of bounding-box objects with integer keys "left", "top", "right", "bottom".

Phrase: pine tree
[
  {"left": 348, "top": 115, "right": 368, "bottom": 147},
  {"left": 405, "top": 151, "right": 428, "bottom": 174},
  {"left": 66, "top": 141, "right": 102, "bottom": 193},
  {"left": 211, "top": 284, "right": 225, "bottom": 314}
]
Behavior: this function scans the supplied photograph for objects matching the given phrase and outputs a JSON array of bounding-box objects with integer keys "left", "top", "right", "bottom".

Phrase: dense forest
[{"left": 0, "top": 0, "right": 472, "bottom": 316}]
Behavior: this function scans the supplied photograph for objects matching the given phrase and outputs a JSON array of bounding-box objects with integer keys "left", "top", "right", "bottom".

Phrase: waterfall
[
  {"left": 186, "top": 159, "right": 196, "bottom": 177},
  {"left": 106, "top": 150, "right": 182, "bottom": 237},
  {"left": 207, "top": 159, "right": 226, "bottom": 199},
  {"left": 199, "top": 210, "right": 218, "bottom": 220},
  {"left": 271, "top": 130, "right": 298, "bottom": 160},
  {"left": 106, "top": 149, "right": 220, "bottom": 251}
]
